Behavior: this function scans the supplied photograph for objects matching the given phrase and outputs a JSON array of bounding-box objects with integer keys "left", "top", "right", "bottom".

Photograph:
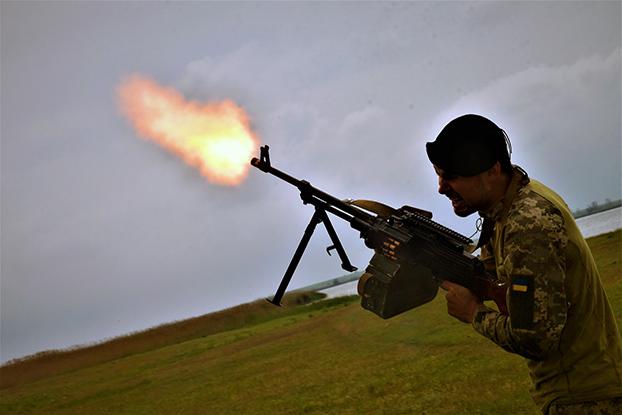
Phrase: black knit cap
[{"left": 426, "top": 114, "right": 510, "bottom": 177}]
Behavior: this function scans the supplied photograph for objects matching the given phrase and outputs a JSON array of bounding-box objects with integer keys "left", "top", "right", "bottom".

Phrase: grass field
[{"left": 1, "top": 230, "right": 620, "bottom": 415}]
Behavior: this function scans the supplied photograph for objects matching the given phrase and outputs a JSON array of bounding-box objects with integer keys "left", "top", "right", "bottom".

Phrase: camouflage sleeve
[{"left": 472, "top": 198, "right": 568, "bottom": 361}]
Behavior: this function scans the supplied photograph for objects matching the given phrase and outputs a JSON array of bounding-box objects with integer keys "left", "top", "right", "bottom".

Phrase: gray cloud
[{"left": 442, "top": 49, "right": 621, "bottom": 208}]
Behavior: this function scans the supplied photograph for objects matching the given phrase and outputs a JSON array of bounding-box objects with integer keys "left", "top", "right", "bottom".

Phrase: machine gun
[{"left": 250, "top": 145, "right": 507, "bottom": 318}]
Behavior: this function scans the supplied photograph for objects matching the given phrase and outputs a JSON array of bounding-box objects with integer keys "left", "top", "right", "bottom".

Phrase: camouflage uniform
[{"left": 472, "top": 167, "right": 622, "bottom": 414}]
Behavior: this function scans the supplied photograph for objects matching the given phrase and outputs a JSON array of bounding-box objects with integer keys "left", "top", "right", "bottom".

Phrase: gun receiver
[{"left": 251, "top": 145, "right": 507, "bottom": 318}]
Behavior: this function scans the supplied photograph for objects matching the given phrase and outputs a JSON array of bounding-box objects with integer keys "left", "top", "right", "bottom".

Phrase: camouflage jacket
[{"left": 472, "top": 167, "right": 622, "bottom": 412}]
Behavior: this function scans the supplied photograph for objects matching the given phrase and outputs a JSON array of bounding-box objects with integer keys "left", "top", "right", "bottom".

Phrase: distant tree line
[{"left": 572, "top": 198, "right": 622, "bottom": 219}]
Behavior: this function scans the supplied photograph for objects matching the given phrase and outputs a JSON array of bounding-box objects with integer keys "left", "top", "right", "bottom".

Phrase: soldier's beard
[{"left": 447, "top": 193, "right": 477, "bottom": 217}]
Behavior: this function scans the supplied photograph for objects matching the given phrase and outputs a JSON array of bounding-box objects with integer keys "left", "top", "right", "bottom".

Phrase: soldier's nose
[{"left": 438, "top": 177, "right": 451, "bottom": 195}]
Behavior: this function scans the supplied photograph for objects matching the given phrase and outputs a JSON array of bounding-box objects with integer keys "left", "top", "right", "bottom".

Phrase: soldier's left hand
[{"left": 440, "top": 280, "right": 483, "bottom": 324}]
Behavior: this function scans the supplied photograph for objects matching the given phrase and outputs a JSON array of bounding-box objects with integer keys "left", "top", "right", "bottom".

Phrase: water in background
[
  {"left": 575, "top": 206, "right": 622, "bottom": 238},
  {"left": 321, "top": 206, "right": 622, "bottom": 299}
]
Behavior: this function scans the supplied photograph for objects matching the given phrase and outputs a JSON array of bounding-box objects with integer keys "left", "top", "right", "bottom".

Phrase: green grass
[
  {"left": 0, "top": 291, "right": 328, "bottom": 390},
  {"left": 1, "top": 230, "right": 620, "bottom": 415}
]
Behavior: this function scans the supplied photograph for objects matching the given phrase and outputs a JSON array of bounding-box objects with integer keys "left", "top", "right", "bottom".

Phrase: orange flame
[{"left": 118, "top": 75, "right": 259, "bottom": 185}]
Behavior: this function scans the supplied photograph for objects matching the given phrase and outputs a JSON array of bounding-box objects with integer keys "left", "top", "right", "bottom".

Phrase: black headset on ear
[{"left": 501, "top": 129, "right": 512, "bottom": 158}]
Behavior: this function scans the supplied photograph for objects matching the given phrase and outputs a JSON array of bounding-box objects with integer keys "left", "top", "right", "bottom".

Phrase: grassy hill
[{"left": 1, "top": 230, "right": 620, "bottom": 415}]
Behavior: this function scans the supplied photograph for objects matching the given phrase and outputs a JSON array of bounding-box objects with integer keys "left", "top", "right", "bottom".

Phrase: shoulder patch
[{"left": 509, "top": 277, "right": 535, "bottom": 330}]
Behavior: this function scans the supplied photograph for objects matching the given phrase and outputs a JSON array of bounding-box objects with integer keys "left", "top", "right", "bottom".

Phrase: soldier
[{"left": 426, "top": 114, "right": 622, "bottom": 414}]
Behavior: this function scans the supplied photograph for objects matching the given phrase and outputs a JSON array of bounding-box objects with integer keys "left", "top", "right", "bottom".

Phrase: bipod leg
[
  {"left": 268, "top": 208, "right": 323, "bottom": 306},
  {"left": 316, "top": 209, "right": 357, "bottom": 272}
]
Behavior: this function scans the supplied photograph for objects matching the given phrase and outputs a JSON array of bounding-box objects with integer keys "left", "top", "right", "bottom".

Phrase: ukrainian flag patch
[{"left": 512, "top": 279, "right": 529, "bottom": 293}]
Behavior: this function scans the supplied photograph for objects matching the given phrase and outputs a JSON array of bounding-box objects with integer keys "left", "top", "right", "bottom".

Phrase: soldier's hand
[{"left": 440, "top": 281, "right": 483, "bottom": 324}]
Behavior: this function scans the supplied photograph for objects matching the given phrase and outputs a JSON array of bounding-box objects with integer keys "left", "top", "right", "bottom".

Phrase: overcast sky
[{"left": 1, "top": 1, "right": 620, "bottom": 363}]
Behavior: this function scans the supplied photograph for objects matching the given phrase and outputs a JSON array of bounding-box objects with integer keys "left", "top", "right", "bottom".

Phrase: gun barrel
[
  {"left": 250, "top": 154, "right": 372, "bottom": 223},
  {"left": 251, "top": 157, "right": 300, "bottom": 187}
]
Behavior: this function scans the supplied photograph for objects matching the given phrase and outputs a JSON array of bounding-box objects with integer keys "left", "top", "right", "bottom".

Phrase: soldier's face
[{"left": 433, "top": 166, "right": 490, "bottom": 217}]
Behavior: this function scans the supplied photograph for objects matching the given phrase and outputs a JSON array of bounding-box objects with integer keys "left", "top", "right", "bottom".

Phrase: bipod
[{"left": 267, "top": 206, "right": 357, "bottom": 306}]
